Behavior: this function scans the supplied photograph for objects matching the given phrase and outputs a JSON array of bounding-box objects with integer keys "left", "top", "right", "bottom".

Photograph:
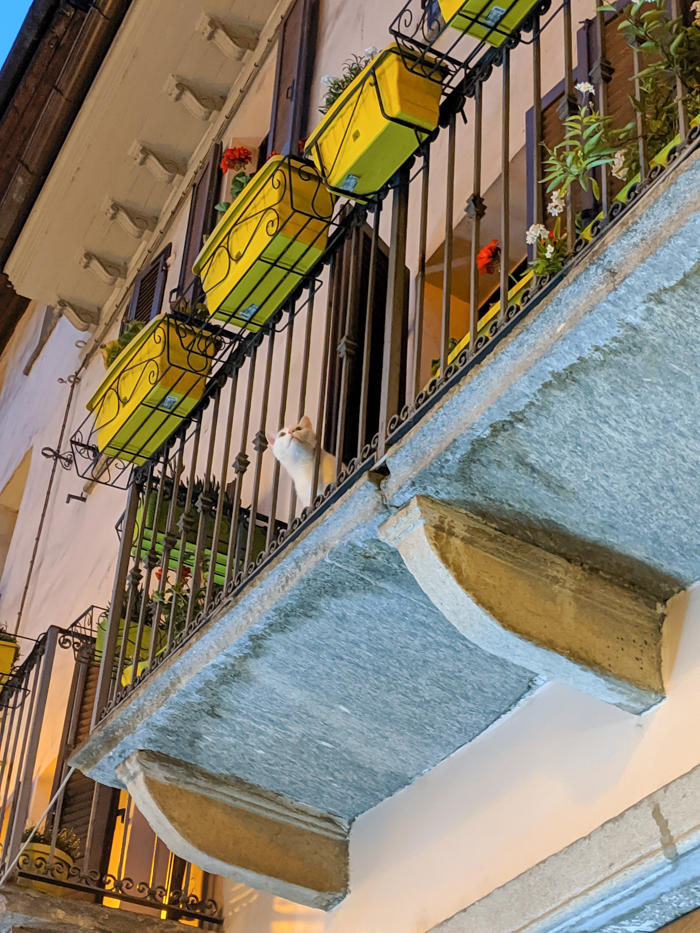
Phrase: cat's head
[{"left": 266, "top": 415, "right": 316, "bottom": 462}]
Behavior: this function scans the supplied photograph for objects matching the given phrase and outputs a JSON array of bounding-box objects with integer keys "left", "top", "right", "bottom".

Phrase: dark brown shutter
[
  {"left": 52, "top": 657, "right": 119, "bottom": 873},
  {"left": 125, "top": 244, "right": 172, "bottom": 325},
  {"left": 177, "top": 143, "right": 223, "bottom": 302},
  {"left": 268, "top": 0, "right": 319, "bottom": 156}
]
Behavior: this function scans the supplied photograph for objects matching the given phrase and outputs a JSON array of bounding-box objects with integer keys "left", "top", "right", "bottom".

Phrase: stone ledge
[
  {"left": 380, "top": 496, "right": 665, "bottom": 713},
  {"left": 117, "top": 750, "right": 350, "bottom": 910},
  {"left": 430, "top": 758, "right": 700, "bottom": 933},
  {"left": 0, "top": 882, "right": 189, "bottom": 932}
]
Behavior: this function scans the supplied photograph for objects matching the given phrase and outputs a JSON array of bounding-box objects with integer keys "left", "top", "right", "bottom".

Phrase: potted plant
[
  {"left": 193, "top": 154, "right": 334, "bottom": 331},
  {"left": 0, "top": 630, "right": 18, "bottom": 686},
  {"left": 304, "top": 44, "right": 444, "bottom": 199},
  {"left": 439, "top": 0, "right": 540, "bottom": 46},
  {"left": 19, "top": 826, "right": 80, "bottom": 895},
  {"left": 87, "top": 315, "right": 220, "bottom": 465}
]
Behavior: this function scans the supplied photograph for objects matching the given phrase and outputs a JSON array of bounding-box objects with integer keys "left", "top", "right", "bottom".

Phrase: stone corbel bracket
[
  {"left": 117, "top": 750, "right": 350, "bottom": 910},
  {"left": 56, "top": 298, "right": 101, "bottom": 332},
  {"left": 78, "top": 252, "right": 127, "bottom": 287},
  {"left": 104, "top": 200, "right": 157, "bottom": 239},
  {"left": 196, "top": 13, "right": 259, "bottom": 60},
  {"left": 164, "top": 75, "right": 225, "bottom": 121},
  {"left": 379, "top": 496, "right": 666, "bottom": 714},
  {"left": 129, "top": 142, "right": 185, "bottom": 184}
]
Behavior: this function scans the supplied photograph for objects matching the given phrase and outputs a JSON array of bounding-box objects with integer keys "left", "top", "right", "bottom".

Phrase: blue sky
[{"left": 0, "top": 0, "right": 34, "bottom": 72}]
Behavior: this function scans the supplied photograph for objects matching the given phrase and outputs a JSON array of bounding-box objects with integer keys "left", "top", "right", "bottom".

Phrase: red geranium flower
[
  {"left": 477, "top": 239, "right": 501, "bottom": 275},
  {"left": 220, "top": 146, "right": 253, "bottom": 173}
]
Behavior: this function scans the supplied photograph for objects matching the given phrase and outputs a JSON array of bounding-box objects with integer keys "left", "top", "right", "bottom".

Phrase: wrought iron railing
[
  {"left": 0, "top": 615, "right": 221, "bottom": 927},
  {"left": 85, "top": 0, "right": 700, "bottom": 724}
]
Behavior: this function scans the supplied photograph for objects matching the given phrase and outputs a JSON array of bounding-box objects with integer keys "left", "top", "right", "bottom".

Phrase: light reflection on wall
[
  {"left": 223, "top": 883, "right": 327, "bottom": 932},
  {"left": 271, "top": 895, "right": 326, "bottom": 933}
]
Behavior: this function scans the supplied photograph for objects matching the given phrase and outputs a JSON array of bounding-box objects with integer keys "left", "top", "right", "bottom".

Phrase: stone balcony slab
[{"left": 72, "top": 143, "right": 700, "bottom": 905}]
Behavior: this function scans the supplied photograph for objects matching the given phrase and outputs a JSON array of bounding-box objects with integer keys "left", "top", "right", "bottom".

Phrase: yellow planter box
[
  {"left": 193, "top": 156, "right": 334, "bottom": 331},
  {"left": 0, "top": 638, "right": 18, "bottom": 686},
  {"left": 431, "top": 270, "right": 533, "bottom": 382},
  {"left": 439, "top": 0, "right": 540, "bottom": 46},
  {"left": 87, "top": 317, "right": 218, "bottom": 465},
  {"left": 19, "top": 843, "right": 73, "bottom": 896},
  {"left": 304, "top": 45, "right": 443, "bottom": 199}
]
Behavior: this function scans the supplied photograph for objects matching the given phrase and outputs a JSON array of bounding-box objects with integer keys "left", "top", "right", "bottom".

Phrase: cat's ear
[
  {"left": 299, "top": 415, "right": 312, "bottom": 430},
  {"left": 266, "top": 430, "right": 277, "bottom": 446}
]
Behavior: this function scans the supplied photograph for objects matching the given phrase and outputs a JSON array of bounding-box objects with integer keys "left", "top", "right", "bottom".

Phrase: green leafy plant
[
  {"left": 22, "top": 826, "right": 81, "bottom": 861},
  {"left": 600, "top": 0, "right": 700, "bottom": 176},
  {"left": 100, "top": 319, "right": 146, "bottom": 369},
  {"left": 319, "top": 49, "right": 378, "bottom": 115},
  {"left": 0, "top": 629, "right": 17, "bottom": 644},
  {"left": 542, "top": 103, "right": 629, "bottom": 201}
]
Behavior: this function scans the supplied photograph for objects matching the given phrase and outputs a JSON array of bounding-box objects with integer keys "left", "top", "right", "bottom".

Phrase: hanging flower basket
[
  {"left": 439, "top": 0, "right": 540, "bottom": 45},
  {"left": 87, "top": 316, "right": 219, "bottom": 465},
  {"left": 304, "top": 44, "right": 444, "bottom": 200},
  {"left": 193, "top": 155, "right": 334, "bottom": 331}
]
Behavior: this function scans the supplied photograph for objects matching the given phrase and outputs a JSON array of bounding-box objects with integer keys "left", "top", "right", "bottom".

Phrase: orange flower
[
  {"left": 220, "top": 147, "right": 253, "bottom": 173},
  {"left": 477, "top": 239, "right": 501, "bottom": 275},
  {"left": 265, "top": 150, "right": 281, "bottom": 162}
]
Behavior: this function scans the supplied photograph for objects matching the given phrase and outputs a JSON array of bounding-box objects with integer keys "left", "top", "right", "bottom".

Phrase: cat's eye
[{"left": 279, "top": 431, "right": 286, "bottom": 436}]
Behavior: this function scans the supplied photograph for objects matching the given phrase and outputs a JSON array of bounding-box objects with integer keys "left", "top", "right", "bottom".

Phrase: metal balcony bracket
[
  {"left": 116, "top": 749, "right": 350, "bottom": 911},
  {"left": 379, "top": 496, "right": 666, "bottom": 714}
]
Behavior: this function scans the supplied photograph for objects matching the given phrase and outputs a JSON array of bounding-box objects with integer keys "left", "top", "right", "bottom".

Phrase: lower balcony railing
[
  {"left": 78, "top": 0, "right": 700, "bottom": 724},
  {"left": 0, "top": 611, "right": 221, "bottom": 927}
]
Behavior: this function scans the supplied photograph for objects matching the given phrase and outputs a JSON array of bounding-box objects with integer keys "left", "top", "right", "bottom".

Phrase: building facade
[{"left": 1, "top": 0, "right": 700, "bottom": 930}]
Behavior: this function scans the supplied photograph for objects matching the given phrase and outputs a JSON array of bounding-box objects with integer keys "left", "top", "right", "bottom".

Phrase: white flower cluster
[
  {"left": 692, "top": 0, "right": 700, "bottom": 26},
  {"left": 321, "top": 75, "right": 337, "bottom": 86},
  {"left": 611, "top": 149, "right": 629, "bottom": 181},
  {"left": 364, "top": 47, "right": 379, "bottom": 57},
  {"left": 547, "top": 189, "right": 566, "bottom": 216},
  {"left": 575, "top": 81, "right": 596, "bottom": 95},
  {"left": 525, "top": 223, "right": 548, "bottom": 244},
  {"left": 545, "top": 243, "right": 555, "bottom": 258}
]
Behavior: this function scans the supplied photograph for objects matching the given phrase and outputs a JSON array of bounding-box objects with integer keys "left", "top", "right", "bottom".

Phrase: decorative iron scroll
[{"left": 17, "top": 852, "right": 222, "bottom": 924}]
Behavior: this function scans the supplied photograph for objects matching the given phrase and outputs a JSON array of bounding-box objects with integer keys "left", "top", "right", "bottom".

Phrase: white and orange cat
[{"left": 267, "top": 416, "right": 336, "bottom": 507}]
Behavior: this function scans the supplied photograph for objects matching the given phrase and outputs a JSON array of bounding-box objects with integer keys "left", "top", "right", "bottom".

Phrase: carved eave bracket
[
  {"left": 56, "top": 298, "right": 101, "bottom": 332},
  {"left": 379, "top": 496, "right": 666, "bottom": 714},
  {"left": 104, "top": 200, "right": 157, "bottom": 239},
  {"left": 196, "top": 13, "right": 259, "bottom": 60},
  {"left": 164, "top": 75, "right": 225, "bottom": 121},
  {"left": 79, "top": 252, "right": 127, "bottom": 287},
  {"left": 117, "top": 750, "right": 349, "bottom": 911},
  {"left": 129, "top": 142, "right": 186, "bottom": 184}
]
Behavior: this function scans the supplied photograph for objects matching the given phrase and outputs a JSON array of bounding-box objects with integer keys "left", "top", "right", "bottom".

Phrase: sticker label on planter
[
  {"left": 484, "top": 5, "right": 506, "bottom": 25},
  {"left": 162, "top": 395, "right": 179, "bottom": 411},
  {"left": 341, "top": 174, "right": 359, "bottom": 192},
  {"left": 240, "top": 304, "right": 260, "bottom": 321}
]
